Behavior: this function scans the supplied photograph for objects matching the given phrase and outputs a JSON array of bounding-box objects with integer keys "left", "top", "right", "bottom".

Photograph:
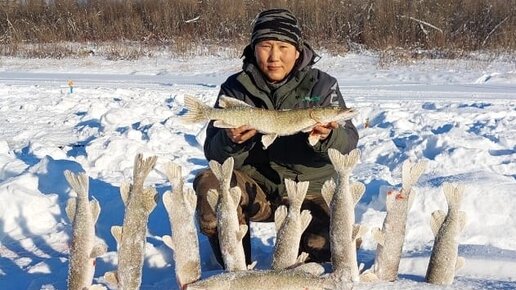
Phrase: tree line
[{"left": 1, "top": 0, "right": 514, "bottom": 57}]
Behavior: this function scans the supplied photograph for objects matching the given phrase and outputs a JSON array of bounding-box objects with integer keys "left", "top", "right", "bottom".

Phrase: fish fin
[
  {"left": 261, "top": 134, "right": 278, "bottom": 149},
  {"left": 229, "top": 186, "right": 242, "bottom": 205},
  {"left": 64, "top": 170, "right": 89, "bottom": 198},
  {"left": 284, "top": 179, "right": 297, "bottom": 202},
  {"left": 308, "top": 133, "right": 320, "bottom": 146},
  {"left": 90, "top": 199, "right": 101, "bottom": 224},
  {"left": 65, "top": 198, "right": 76, "bottom": 223},
  {"left": 293, "top": 262, "right": 325, "bottom": 276},
  {"left": 162, "top": 190, "right": 173, "bottom": 214},
  {"left": 407, "top": 188, "right": 417, "bottom": 210},
  {"left": 247, "top": 261, "right": 258, "bottom": 270},
  {"left": 295, "top": 180, "right": 310, "bottom": 201},
  {"left": 142, "top": 187, "right": 158, "bottom": 213},
  {"left": 360, "top": 271, "right": 379, "bottom": 282},
  {"left": 301, "top": 125, "right": 315, "bottom": 133},
  {"left": 321, "top": 178, "right": 336, "bottom": 208},
  {"left": 218, "top": 95, "right": 252, "bottom": 108},
  {"left": 184, "top": 187, "right": 198, "bottom": 213},
  {"left": 206, "top": 189, "right": 219, "bottom": 212},
  {"left": 328, "top": 148, "right": 361, "bottom": 173},
  {"left": 358, "top": 262, "right": 365, "bottom": 272},
  {"left": 352, "top": 224, "right": 367, "bottom": 241},
  {"left": 300, "top": 210, "right": 313, "bottom": 232},
  {"left": 351, "top": 182, "right": 366, "bottom": 205},
  {"left": 456, "top": 256, "right": 465, "bottom": 270},
  {"left": 162, "top": 235, "right": 174, "bottom": 250},
  {"left": 213, "top": 120, "right": 235, "bottom": 128},
  {"left": 402, "top": 160, "right": 427, "bottom": 190},
  {"left": 90, "top": 243, "right": 107, "bottom": 258},
  {"left": 120, "top": 182, "right": 130, "bottom": 207},
  {"left": 103, "top": 271, "right": 118, "bottom": 286},
  {"left": 165, "top": 161, "right": 182, "bottom": 183},
  {"left": 430, "top": 210, "right": 447, "bottom": 237},
  {"left": 459, "top": 211, "right": 467, "bottom": 232},
  {"left": 285, "top": 179, "right": 309, "bottom": 209},
  {"left": 274, "top": 205, "right": 288, "bottom": 231},
  {"left": 208, "top": 158, "right": 234, "bottom": 186},
  {"left": 443, "top": 182, "right": 464, "bottom": 210},
  {"left": 296, "top": 252, "right": 309, "bottom": 264},
  {"left": 221, "top": 157, "right": 235, "bottom": 181},
  {"left": 372, "top": 227, "right": 385, "bottom": 246},
  {"left": 183, "top": 95, "right": 209, "bottom": 122},
  {"left": 89, "top": 285, "right": 107, "bottom": 290},
  {"left": 111, "top": 226, "right": 123, "bottom": 246},
  {"left": 237, "top": 224, "right": 248, "bottom": 241}
]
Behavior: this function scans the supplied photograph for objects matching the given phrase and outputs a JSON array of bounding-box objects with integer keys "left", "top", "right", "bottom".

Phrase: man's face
[{"left": 254, "top": 40, "right": 300, "bottom": 83}]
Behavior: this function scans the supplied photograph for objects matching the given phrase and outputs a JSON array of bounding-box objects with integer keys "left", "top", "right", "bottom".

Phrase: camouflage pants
[{"left": 193, "top": 168, "right": 331, "bottom": 267}]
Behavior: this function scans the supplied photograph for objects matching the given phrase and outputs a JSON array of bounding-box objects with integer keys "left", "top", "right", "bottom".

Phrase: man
[{"left": 193, "top": 8, "right": 358, "bottom": 267}]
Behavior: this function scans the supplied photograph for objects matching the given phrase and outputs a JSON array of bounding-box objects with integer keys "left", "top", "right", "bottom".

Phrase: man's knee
[
  {"left": 198, "top": 214, "right": 217, "bottom": 237},
  {"left": 301, "top": 231, "right": 331, "bottom": 263}
]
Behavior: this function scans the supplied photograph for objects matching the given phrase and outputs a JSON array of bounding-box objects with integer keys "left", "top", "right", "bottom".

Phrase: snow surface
[{"left": 0, "top": 51, "right": 515, "bottom": 290}]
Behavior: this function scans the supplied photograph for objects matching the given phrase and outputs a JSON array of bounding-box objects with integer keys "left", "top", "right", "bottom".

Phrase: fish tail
[
  {"left": 64, "top": 170, "right": 89, "bottom": 198},
  {"left": 321, "top": 178, "right": 336, "bottom": 208},
  {"left": 402, "top": 159, "right": 427, "bottom": 190},
  {"left": 133, "top": 154, "right": 158, "bottom": 185},
  {"left": 162, "top": 190, "right": 174, "bottom": 215},
  {"left": 284, "top": 179, "right": 309, "bottom": 209},
  {"left": 165, "top": 161, "right": 183, "bottom": 184},
  {"left": 183, "top": 95, "right": 210, "bottom": 122},
  {"left": 442, "top": 182, "right": 464, "bottom": 211},
  {"left": 142, "top": 187, "right": 158, "bottom": 213},
  {"left": 184, "top": 187, "right": 198, "bottom": 213},
  {"left": 328, "top": 148, "right": 361, "bottom": 173},
  {"left": 208, "top": 157, "right": 234, "bottom": 188}
]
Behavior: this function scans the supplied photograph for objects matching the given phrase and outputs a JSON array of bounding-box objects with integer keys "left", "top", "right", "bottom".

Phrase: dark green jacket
[{"left": 203, "top": 43, "right": 359, "bottom": 200}]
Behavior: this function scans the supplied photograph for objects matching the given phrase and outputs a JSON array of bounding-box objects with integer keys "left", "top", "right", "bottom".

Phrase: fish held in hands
[{"left": 182, "top": 95, "right": 358, "bottom": 149}]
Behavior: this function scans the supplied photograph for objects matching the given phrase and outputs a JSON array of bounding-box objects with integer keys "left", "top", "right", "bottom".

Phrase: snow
[{"left": 0, "top": 50, "right": 515, "bottom": 290}]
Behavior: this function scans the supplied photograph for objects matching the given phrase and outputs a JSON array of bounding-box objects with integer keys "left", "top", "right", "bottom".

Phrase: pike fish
[
  {"left": 272, "top": 179, "right": 312, "bottom": 270},
  {"left": 206, "top": 157, "right": 248, "bottom": 271},
  {"left": 322, "top": 148, "right": 366, "bottom": 283},
  {"left": 64, "top": 170, "right": 107, "bottom": 290},
  {"left": 183, "top": 95, "right": 359, "bottom": 149},
  {"left": 162, "top": 162, "right": 201, "bottom": 288},
  {"left": 104, "top": 154, "right": 158, "bottom": 290},
  {"left": 185, "top": 268, "right": 340, "bottom": 290},
  {"left": 363, "top": 159, "right": 427, "bottom": 282},
  {"left": 425, "top": 183, "right": 467, "bottom": 285}
]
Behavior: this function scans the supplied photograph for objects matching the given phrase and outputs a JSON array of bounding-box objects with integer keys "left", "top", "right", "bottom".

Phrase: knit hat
[{"left": 251, "top": 8, "right": 302, "bottom": 49}]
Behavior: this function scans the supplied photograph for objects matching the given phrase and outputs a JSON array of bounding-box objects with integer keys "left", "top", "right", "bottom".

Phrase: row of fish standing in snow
[{"left": 62, "top": 96, "right": 468, "bottom": 289}]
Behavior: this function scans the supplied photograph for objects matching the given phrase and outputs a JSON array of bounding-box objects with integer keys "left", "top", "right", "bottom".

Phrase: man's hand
[
  {"left": 310, "top": 121, "right": 338, "bottom": 141},
  {"left": 225, "top": 125, "right": 257, "bottom": 144}
]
